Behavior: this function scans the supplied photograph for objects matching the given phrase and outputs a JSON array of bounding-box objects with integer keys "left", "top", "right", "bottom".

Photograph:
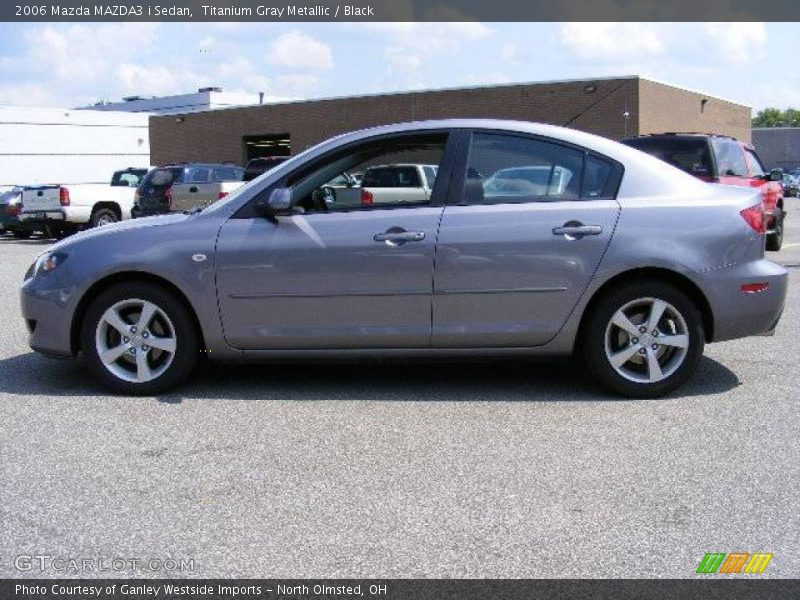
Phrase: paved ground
[{"left": 1, "top": 201, "right": 799, "bottom": 579}]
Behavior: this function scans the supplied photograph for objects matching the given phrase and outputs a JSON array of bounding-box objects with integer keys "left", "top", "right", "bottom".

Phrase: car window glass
[
  {"left": 582, "top": 155, "right": 614, "bottom": 198},
  {"left": 464, "top": 133, "right": 584, "bottom": 203},
  {"left": 213, "top": 167, "right": 243, "bottom": 181},
  {"left": 744, "top": 149, "right": 765, "bottom": 177},
  {"left": 423, "top": 166, "right": 437, "bottom": 187},
  {"left": 284, "top": 133, "right": 447, "bottom": 213},
  {"left": 187, "top": 167, "right": 211, "bottom": 183},
  {"left": 712, "top": 139, "right": 748, "bottom": 177},
  {"left": 146, "top": 168, "right": 183, "bottom": 187}
]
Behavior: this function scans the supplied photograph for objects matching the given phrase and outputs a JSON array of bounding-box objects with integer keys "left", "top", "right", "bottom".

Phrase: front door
[
  {"left": 215, "top": 131, "right": 454, "bottom": 350},
  {"left": 432, "top": 131, "right": 622, "bottom": 347}
]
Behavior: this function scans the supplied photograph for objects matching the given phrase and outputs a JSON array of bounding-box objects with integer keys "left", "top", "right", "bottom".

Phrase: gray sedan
[{"left": 20, "top": 120, "right": 787, "bottom": 397}]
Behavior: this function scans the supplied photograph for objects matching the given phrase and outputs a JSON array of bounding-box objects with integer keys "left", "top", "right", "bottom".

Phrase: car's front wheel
[
  {"left": 582, "top": 281, "right": 705, "bottom": 398},
  {"left": 81, "top": 282, "right": 199, "bottom": 395}
]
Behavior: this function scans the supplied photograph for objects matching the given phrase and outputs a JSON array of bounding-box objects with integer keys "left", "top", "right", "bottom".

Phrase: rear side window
[
  {"left": 423, "top": 166, "right": 437, "bottom": 188},
  {"left": 464, "top": 133, "right": 585, "bottom": 203},
  {"left": 622, "top": 137, "right": 713, "bottom": 177},
  {"left": 711, "top": 138, "right": 748, "bottom": 177},
  {"left": 143, "top": 167, "right": 185, "bottom": 188},
  {"left": 187, "top": 167, "right": 212, "bottom": 183}
]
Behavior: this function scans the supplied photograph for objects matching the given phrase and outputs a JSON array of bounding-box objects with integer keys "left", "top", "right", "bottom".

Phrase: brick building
[{"left": 149, "top": 76, "right": 751, "bottom": 166}]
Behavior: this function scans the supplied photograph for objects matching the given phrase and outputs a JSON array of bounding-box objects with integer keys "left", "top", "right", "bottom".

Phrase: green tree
[{"left": 752, "top": 107, "right": 800, "bottom": 127}]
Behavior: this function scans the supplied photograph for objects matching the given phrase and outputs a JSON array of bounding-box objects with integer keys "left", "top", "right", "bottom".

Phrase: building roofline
[{"left": 638, "top": 76, "right": 751, "bottom": 109}]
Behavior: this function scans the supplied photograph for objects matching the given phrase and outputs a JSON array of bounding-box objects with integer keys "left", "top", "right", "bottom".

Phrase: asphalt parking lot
[{"left": 1, "top": 201, "right": 799, "bottom": 579}]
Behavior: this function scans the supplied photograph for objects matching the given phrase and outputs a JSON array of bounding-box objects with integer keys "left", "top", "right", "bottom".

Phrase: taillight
[
  {"left": 133, "top": 190, "right": 140, "bottom": 206},
  {"left": 360, "top": 189, "right": 373, "bottom": 206},
  {"left": 740, "top": 203, "right": 766, "bottom": 234},
  {"left": 218, "top": 191, "right": 229, "bottom": 200},
  {"left": 59, "top": 187, "right": 70, "bottom": 206}
]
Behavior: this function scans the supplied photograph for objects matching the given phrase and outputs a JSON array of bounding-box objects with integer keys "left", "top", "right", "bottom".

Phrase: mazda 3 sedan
[{"left": 21, "top": 120, "right": 787, "bottom": 397}]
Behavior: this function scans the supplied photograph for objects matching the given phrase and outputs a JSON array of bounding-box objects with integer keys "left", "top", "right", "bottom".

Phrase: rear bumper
[
  {"left": 19, "top": 206, "right": 90, "bottom": 227},
  {"left": 701, "top": 259, "right": 788, "bottom": 342}
]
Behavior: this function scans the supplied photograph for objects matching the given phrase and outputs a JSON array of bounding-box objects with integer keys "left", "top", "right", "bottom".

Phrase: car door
[
  {"left": 432, "top": 130, "right": 622, "bottom": 347},
  {"left": 215, "top": 130, "right": 456, "bottom": 350}
]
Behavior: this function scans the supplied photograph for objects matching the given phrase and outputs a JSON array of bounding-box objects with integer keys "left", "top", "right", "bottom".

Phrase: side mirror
[
  {"left": 769, "top": 169, "right": 783, "bottom": 182},
  {"left": 267, "top": 187, "right": 292, "bottom": 211},
  {"left": 254, "top": 187, "right": 292, "bottom": 224}
]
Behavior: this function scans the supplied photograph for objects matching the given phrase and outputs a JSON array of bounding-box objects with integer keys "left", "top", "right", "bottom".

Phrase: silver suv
[{"left": 21, "top": 120, "right": 787, "bottom": 397}]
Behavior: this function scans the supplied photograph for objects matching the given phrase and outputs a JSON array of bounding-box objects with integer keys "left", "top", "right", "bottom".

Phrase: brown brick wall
[
  {"left": 150, "top": 78, "right": 640, "bottom": 166},
  {"left": 149, "top": 77, "right": 750, "bottom": 166},
  {"left": 637, "top": 79, "right": 751, "bottom": 142}
]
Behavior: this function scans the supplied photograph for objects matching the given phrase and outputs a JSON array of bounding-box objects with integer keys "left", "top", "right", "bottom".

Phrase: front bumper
[
  {"left": 702, "top": 259, "right": 788, "bottom": 342},
  {"left": 20, "top": 274, "right": 79, "bottom": 358}
]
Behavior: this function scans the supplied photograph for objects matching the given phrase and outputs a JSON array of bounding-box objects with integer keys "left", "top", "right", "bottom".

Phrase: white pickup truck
[
  {"left": 19, "top": 167, "right": 149, "bottom": 238},
  {"left": 321, "top": 164, "right": 438, "bottom": 208}
]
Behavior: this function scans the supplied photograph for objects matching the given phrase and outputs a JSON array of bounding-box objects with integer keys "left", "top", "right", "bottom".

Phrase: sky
[{"left": 0, "top": 22, "right": 797, "bottom": 112}]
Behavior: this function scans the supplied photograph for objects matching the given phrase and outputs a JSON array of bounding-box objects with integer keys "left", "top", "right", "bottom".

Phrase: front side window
[
  {"left": 463, "top": 133, "right": 613, "bottom": 204},
  {"left": 744, "top": 149, "right": 766, "bottom": 178},
  {"left": 711, "top": 139, "right": 748, "bottom": 177},
  {"left": 279, "top": 133, "right": 448, "bottom": 213}
]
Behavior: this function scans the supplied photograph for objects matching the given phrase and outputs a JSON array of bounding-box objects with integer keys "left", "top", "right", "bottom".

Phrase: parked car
[
  {"left": 243, "top": 156, "right": 290, "bottom": 182},
  {"left": 782, "top": 173, "right": 799, "bottom": 198},
  {"left": 0, "top": 187, "right": 31, "bottom": 238},
  {"left": 620, "top": 133, "right": 786, "bottom": 251},
  {"left": 357, "top": 163, "right": 438, "bottom": 207},
  {"left": 132, "top": 163, "right": 245, "bottom": 217},
  {"left": 18, "top": 167, "right": 149, "bottom": 239},
  {"left": 21, "top": 120, "right": 787, "bottom": 398}
]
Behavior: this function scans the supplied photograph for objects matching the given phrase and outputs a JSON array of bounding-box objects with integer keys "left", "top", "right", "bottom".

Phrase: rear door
[{"left": 432, "top": 130, "right": 622, "bottom": 347}]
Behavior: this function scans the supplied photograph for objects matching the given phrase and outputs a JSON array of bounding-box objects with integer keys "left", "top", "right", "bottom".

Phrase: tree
[{"left": 752, "top": 107, "right": 800, "bottom": 128}]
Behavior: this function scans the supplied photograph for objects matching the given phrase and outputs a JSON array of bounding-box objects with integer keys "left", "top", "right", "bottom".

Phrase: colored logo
[{"left": 696, "top": 552, "right": 773, "bottom": 574}]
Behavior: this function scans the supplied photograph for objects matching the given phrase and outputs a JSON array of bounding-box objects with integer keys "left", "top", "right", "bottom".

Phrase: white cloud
[
  {"left": 558, "top": 23, "right": 665, "bottom": 61},
  {"left": 267, "top": 31, "right": 334, "bottom": 70},
  {"left": 704, "top": 23, "right": 767, "bottom": 64}
]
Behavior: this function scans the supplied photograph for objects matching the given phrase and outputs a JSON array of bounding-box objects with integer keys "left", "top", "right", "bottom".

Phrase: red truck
[{"left": 621, "top": 133, "right": 786, "bottom": 251}]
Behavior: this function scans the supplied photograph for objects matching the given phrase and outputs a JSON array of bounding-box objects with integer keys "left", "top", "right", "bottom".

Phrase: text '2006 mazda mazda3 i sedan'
[{"left": 20, "top": 120, "right": 787, "bottom": 397}]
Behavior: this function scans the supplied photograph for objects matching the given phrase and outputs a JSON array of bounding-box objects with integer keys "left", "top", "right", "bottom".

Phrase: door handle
[
  {"left": 189, "top": 186, "right": 199, "bottom": 193},
  {"left": 373, "top": 230, "right": 425, "bottom": 245},
  {"left": 552, "top": 222, "right": 603, "bottom": 238}
]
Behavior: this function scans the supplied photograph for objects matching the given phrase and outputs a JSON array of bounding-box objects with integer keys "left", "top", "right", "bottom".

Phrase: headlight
[{"left": 26, "top": 252, "right": 67, "bottom": 280}]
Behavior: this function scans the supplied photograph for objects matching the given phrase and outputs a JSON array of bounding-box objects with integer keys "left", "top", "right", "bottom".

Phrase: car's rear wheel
[
  {"left": 582, "top": 281, "right": 704, "bottom": 398},
  {"left": 766, "top": 208, "right": 784, "bottom": 252},
  {"left": 91, "top": 207, "right": 119, "bottom": 228},
  {"left": 81, "top": 282, "right": 199, "bottom": 395}
]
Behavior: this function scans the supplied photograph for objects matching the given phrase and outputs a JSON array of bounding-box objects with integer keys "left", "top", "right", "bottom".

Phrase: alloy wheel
[
  {"left": 94, "top": 298, "right": 177, "bottom": 383},
  {"left": 603, "top": 297, "right": 690, "bottom": 384}
]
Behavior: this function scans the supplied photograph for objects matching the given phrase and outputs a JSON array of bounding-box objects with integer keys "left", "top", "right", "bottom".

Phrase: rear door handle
[
  {"left": 552, "top": 223, "right": 603, "bottom": 237},
  {"left": 373, "top": 230, "right": 426, "bottom": 245}
]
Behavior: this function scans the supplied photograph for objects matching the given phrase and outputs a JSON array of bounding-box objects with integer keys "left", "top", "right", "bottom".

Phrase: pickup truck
[{"left": 19, "top": 167, "right": 149, "bottom": 238}]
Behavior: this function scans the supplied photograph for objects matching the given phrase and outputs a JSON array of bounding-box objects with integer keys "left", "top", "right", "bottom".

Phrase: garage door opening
[{"left": 244, "top": 133, "right": 291, "bottom": 161}]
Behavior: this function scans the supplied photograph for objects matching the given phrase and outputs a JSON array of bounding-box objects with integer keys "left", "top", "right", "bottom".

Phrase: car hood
[{"left": 47, "top": 213, "right": 194, "bottom": 253}]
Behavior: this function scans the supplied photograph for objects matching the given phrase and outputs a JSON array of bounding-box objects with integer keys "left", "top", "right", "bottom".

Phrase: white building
[
  {"left": 81, "top": 87, "right": 266, "bottom": 115},
  {"left": 0, "top": 106, "right": 150, "bottom": 189}
]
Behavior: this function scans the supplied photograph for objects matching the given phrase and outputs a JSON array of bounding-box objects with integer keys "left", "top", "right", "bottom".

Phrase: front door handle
[
  {"left": 552, "top": 222, "right": 603, "bottom": 238},
  {"left": 373, "top": 229, "right": 425, "bottom": 245}
]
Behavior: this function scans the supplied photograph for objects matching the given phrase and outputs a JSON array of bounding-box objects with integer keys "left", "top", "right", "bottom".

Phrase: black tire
[
  {"left": 582, "top": 280, "right": 705, "bottom": 398},
  {"left": 12, "top": 229, "right": 32, "bottom": 239},
  {"left": 766, "top": 208, "right": 784, "bottom": 252},
  {"left": 91, "top": 207, "right": 119, "bottom": 228},
  {"left": 80, "top": 281, "right": 199, "bottom": 395}
]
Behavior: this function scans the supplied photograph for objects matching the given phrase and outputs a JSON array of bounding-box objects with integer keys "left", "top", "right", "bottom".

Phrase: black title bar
[{"left": 5, "top": 0, "right": 800, "bottom": 21}]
